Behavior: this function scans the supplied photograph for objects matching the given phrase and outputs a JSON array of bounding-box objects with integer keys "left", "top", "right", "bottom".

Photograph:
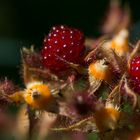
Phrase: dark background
[{"left": 0, "top": 0, "right": 139, "bottom": 83}]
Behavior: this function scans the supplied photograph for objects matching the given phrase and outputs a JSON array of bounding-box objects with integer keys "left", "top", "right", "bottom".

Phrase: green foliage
[
  {"left": 87, "top": 133, "right": 99, "bottom": 140},
  {"left": 74, "top": 77, "right": 88, "bottom": 92},
  {"left": 128, "top": 124, "right": 134, "bottom": 130},
  {"left": 100, "top": 85, "right": 109, "bottom": 100},
  {"left": 122, "top": 103, "right": 133, "bottom": 114}
]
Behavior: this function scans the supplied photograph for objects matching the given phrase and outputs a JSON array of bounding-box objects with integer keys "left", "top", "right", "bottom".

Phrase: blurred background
[{"left": 0, "top": 0, "right": 139, "bottom": 83}]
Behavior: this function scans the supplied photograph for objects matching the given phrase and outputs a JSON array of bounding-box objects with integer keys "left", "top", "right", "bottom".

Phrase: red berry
[
  {"left": 129, "top": 56, "right": 140, "bottom": 93},
  {"left": 41, "top": 25, "right": 85, "bottom": 71}
]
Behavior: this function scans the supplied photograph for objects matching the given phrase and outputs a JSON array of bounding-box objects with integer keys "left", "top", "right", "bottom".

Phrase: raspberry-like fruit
[
  {"left": 41, "top": 25, "right": 85, "bottom": 70},
  {"left": 129, "top": 56, "right": 140, "bottom": 93}
]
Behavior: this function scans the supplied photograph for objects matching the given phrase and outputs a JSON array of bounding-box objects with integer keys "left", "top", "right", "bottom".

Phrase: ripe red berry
[
  {"left": 41, "top": 25, "right": 85, "bottom": 71},
  {"left": 129, "top": 56, "right": 140, "bottom": 93}
]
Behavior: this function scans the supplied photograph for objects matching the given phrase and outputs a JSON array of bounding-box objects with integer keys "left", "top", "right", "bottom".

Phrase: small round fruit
[
  {"left": 129, "top": 56, "right": 140, "bottom": 93},
  {"left": 42, "top": 25, "right": 85, "bottom": 70}
]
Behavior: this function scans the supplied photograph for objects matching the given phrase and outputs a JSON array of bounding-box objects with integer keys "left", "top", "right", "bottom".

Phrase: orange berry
[
  {"left": 24, "top": 82, "right": 53, "bottom": 109},
  {"left": 89, "top": 59, "right": 110, "bottom": 81},
  {"left": 110, "top": 29, "right": 129, "bottom": 56},
  {"left": 94, "top": 103, "right": 120, "bottom": 132}
]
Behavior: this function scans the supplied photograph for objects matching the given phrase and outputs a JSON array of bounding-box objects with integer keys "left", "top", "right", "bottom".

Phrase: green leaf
[
  {"left": 101, "top": 90, "right": 108, "bottom": 100},
  {"left": 128, "top": 124, "right": 134, "bottom": 130},
  {"left": 99, "top": 86, "right": 109, "bottom": 100},
  {"left": 122, "top": 103, "right": 133, "bottom": 114},
  {"left": 74, "top": 78, "right": 87, "bottom": 92},
  {"left": 87, "top": 133, "right": 99, "bottom": 140}
]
